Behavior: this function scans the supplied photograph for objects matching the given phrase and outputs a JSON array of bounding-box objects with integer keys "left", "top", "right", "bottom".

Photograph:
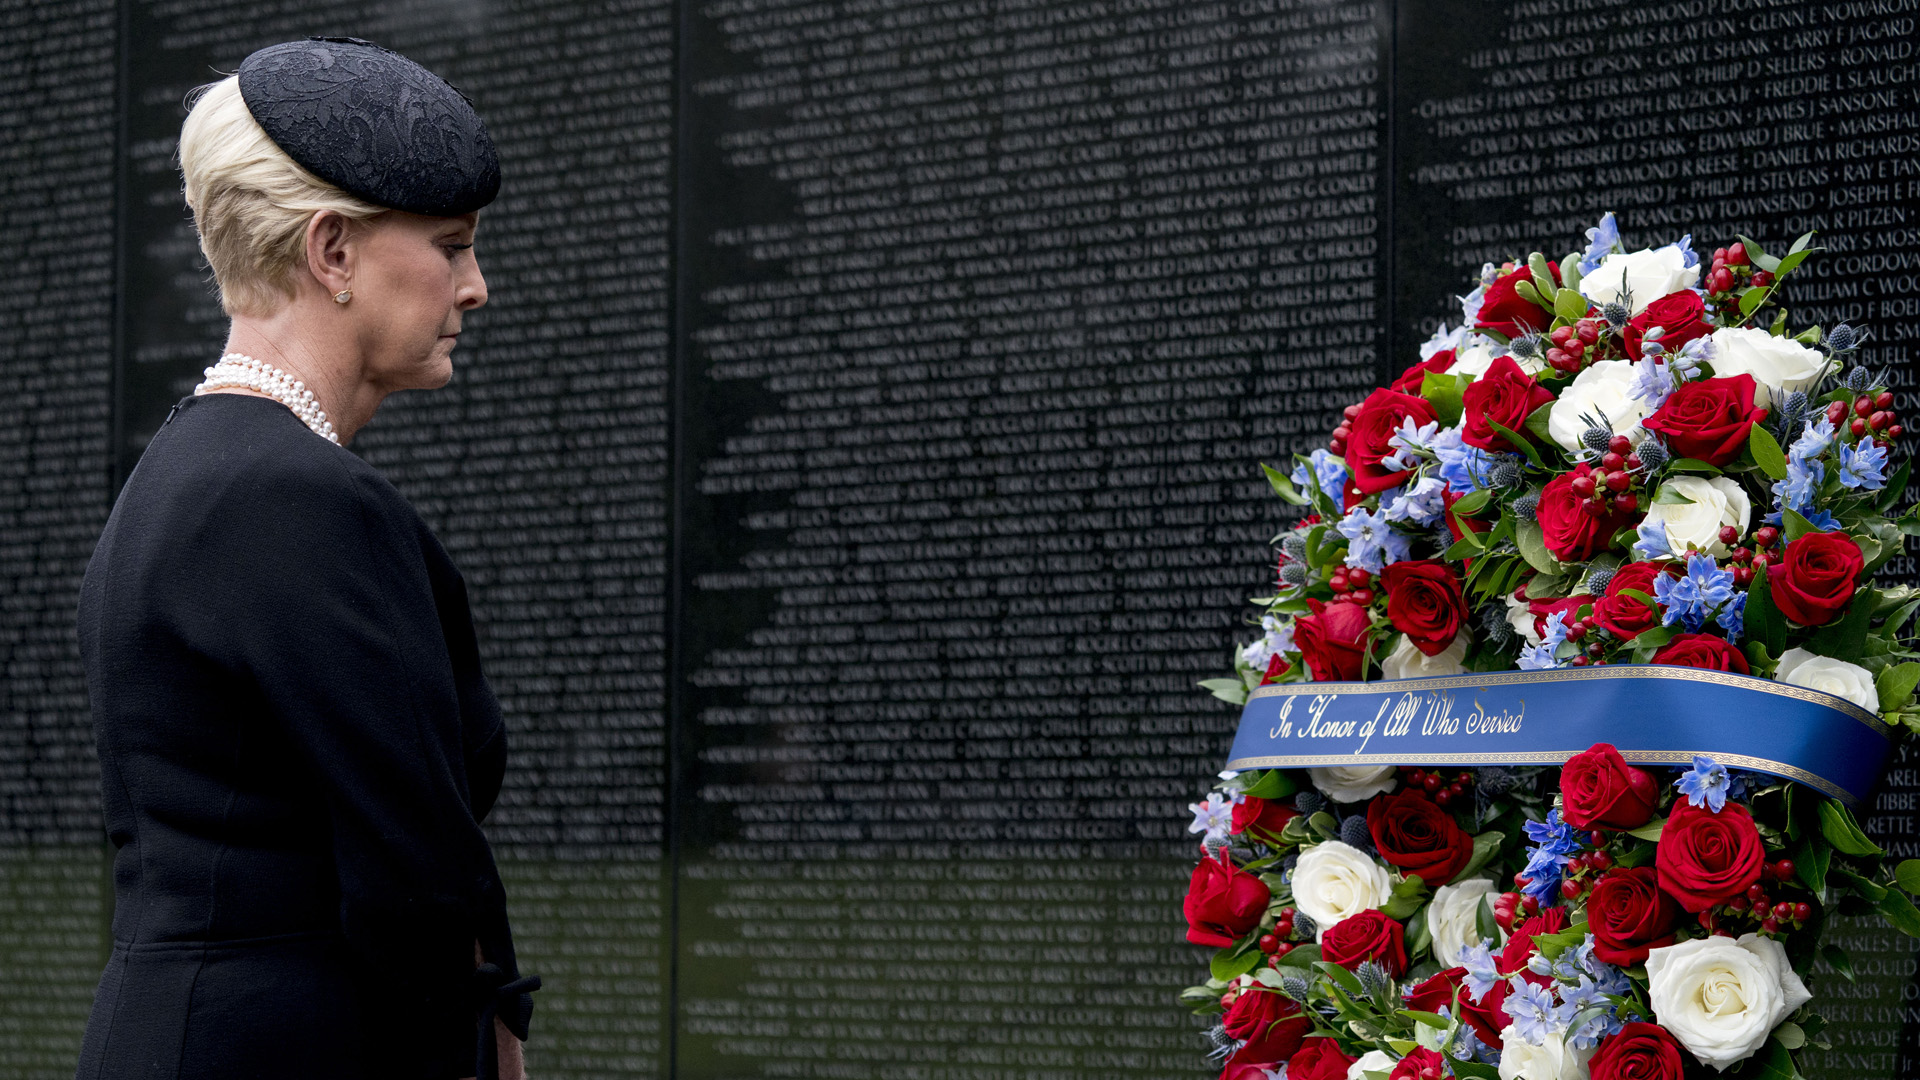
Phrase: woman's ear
[{"left": 304, "top": 210, "right": 357, "bottom": 298}]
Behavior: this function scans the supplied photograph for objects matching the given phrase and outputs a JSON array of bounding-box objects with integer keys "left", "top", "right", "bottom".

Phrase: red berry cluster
[
  {"left": 1573, "top": 435, "right": 1642, "bottom": 517},
  {"left": 1720, "top": 525, "right": 1781, "bottom": 586},
  {"left": 1259, "top": 906, "right": 1301, "bottom": 962},
  {"left": 1703, "top": 860, "right": 1806, "bottom": 937},
  {"left": 1512, "top": 584, "right": 1610, "bottom": 667},
  {"left": 1328, "top": 565, "right": 1374, "bottom": 606},
  {"left": 1400, "top": 766, "right": 1474, "bottom": 809},
  {"left": 1704, "top": 242, "right": 1773, "bottom": 300},
  {"left": 1329, "top": 402, "right": 1360, "bottom": 455},
  {"left": 1555, "top": 838, "right": 1616, "bottom": 901},
  {"left": 1547, "top": 318, "right": 1605, "bottom": 375},
  {"left": 1824, "top": 390, "right": 1902, "bottom": 445},
  {"left": 1492, "top": 889, "right": 1523, "bottom": 932}
]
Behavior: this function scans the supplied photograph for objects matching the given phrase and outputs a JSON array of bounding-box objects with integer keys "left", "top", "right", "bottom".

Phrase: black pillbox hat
[{"left": 237, "top": 37, "right": 500, "bottom": 217}]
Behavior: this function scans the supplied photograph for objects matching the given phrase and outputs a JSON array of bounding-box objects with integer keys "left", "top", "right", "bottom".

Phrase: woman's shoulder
[{"left": 127, "top": 393, "right": 422, "bottom": 543}]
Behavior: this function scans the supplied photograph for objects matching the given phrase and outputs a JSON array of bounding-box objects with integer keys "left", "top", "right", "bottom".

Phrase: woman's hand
[{"left": 463, "top": 939, "right": 528, "bottom": 1080}]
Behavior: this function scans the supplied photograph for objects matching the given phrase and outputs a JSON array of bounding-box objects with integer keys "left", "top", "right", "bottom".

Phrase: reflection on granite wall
[{"left": 0, "top": 0, "right": 1913, "bottom": 1078}]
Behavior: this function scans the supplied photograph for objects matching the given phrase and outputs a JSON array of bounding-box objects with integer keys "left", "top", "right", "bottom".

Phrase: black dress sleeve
[{"left": 210, "top": 449, "right": 522, "bottom": 1077}]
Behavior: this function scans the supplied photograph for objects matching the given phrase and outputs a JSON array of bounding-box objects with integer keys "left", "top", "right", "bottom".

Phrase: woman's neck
[{"left": 221, "top": 313, "right": 383, "bottom": 444}]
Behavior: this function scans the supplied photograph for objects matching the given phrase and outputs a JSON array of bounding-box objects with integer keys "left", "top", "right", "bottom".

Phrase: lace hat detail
[{"left": 237, "top": 37, "right": 500, "bottom": 216}]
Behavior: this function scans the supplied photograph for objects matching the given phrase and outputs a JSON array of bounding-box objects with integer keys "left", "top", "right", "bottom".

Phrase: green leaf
[
  {"left": 1748, "top": 425, "right": 1788, "bottom": 480},
  {"left": 1876, "top": 663, "right": 1920, "bottom": 714},
  {"left": 1308, "top": 812, "right": 1339, "bottom": 842},
  {"left": 1782, "top": 508, "right": 1817, "bottom": 543},
  {"left": 1241, "top": 771, "right": 1299, "bottom": 800},
  {"left": 1515, "top": 519, "right": 1560, "bottom": 574},
  {"left": 1832, "top": 863, "right": 1888, "bottom": 902},
  {"left": 1475, "top": 894, "right": 1500, "bottom": 943},
  {"left": 1666, "top": 457, "right": 1724, "bottom": 475},
  {"left": 1878, "top": 458, "right": 1913, "bottom": 512},
  {"left": 1559, "top": 252, "right": 1583, "bottom": 293},
  {"left": 1746, "top": 563, "right": 1786, "bottom": 657},
  {"left": 1200, "top": 678, "right": 1250, "bottom": 704},
  {"left": 1404, "top": 1010, "right": 1453, "bottom": 1029},
  {"left": 1819, "top": 798, "right": 1884, "bottom": 857},
  {"left": 1776, "top": 248, "right": 1815, "bottom": 277},
  {"left": 1896, "top": 860, "right": 1920, "bottom": 895},
  {"left": 1554, "top": 288, "right": 1589, "bottom": 321},
  {"left": 1514, "top": 278, "right": 1547, "bottom": 308},
  {"left": 1276, "top": 942, "right": 1320, "bottom": 968},
  {"left": 1383, "top": 874, "right": 1431, "bottom": 920},
  {"left": 1524, "top": 401, "right": 1555, "bottom": 442},
  {"left": 1444, "top": 533, "right": 1489, "bottom": 561},
  {"left": 1316, "top": 960, "right": 1365, "bottom": 995},
  {"left": 1736, "top": 234, "right": 1780, "bottom": 272},
  {"left": 1748, "top": 1038, "right": 1801, "bottom": 1080},
  {"left": 1821, "top": 943, "right": 1856, "bottom": 983},
  {"left": 1627, "top": 817, "right": 1665, "bottom": 842},
  {"left": 1652, "top": 485, "right": 1696, "bottom": 506},
  {"left": 1775, "top": 1022, "right": 1806, "bottom": 1050},
  {"left": 1262, "top": 463, "right": 1310, "bottom": 506},
  {"left": 1458, "top": 830, "right": 1506, "bottom": 883},
  {"left": 1488, "top": 419, "right": 1546, "bottom": 468},
  {"left": 1451, "top": 488, "right": 1493, "bottom": 516},
  {"left": 1211, "top": 942, "right": 1262, "bottom": 981},
  {"left": 1450, "top": 1062, "right": 1501, "bottom": 1080},
  {"left": 1739, "top": 285, "right": 1772, "bottom": 318},
  {"left": 1407, "top": 903, "right": 1433, "bottom": 957},
  {"left": 1528, "top": 252, "right": 1557, "bottom": 298},
  {"left": 1794, "top": 831, "right": 1830, "bottom": 897},
  {"left": 1880, "top": 889, "right": 1920, "bottom": 939},
  {"left": 1420, "top": 371, "right": 1467, "bottom": 427},
  {"left": 1807, "top": 586, "right": 1874, "bottom": 661}
]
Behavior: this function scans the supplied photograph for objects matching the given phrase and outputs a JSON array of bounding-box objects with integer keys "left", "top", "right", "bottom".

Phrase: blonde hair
[{"left": 178, "top": 76, "right": 386, "bottom": 317}]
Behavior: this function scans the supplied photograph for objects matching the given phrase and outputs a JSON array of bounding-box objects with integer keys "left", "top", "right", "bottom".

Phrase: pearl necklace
[{"left": 194, "top": 353, "right": 338, "bottom": 443}]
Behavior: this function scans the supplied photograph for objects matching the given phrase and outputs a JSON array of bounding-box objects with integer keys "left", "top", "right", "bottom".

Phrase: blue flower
[
  {"left": 1518, "top": 640, "right": 1561, "bottom": 671},
  {"left": 1525, "top": 808, "right": 1585, "bottom": 856},
  {"left": 1574, "top": 938, "right": 1633, "bottom": 997},
  {"left": 1653, "top": 552, "right": 1735, "bottom": 633},
  {"left": 1632, "top": 358, "right": 1675, "bottom": 409},
  {"left": 1460, "top": 941, "right": 1501, "bottom": 1003},
  {"left": 1459, "top": 263, "right": 1499, "bottom": 325},
  {"left": 1505, "top": 980, "right": 1562, "bottom": 1047},
  {"left": 1519, "top": 808, "right": 1582, "bottom": 904},
  {"left": 1292, "top": 449, "right": 1350, "bottom": 502},
  {"left": 1838, "top": 439, "right": 1888, "bottom": 490},
  {"left": 1633, "top": 518, "right": 1672, "bottom": 559},
  {"left": 1772, "top": 455, "right": 1824, "bottom": 519},
  {"left": 1789, "top": 416, "right": 1835, "bottom": 461},
  {"left": 1385, "top": 476, "right": 1449, "bottom": 528},
  {"left": 1557, "top": 975, "right": 1625, "bottom": 1050},
  {"left": 1659, "top": 232, "right": 1700, "bottom": 271},
  {"left": 1432, "top": 427, "right": 1518, "bottom": 494},
  {"left": 1579, "top": 213, "right": 1621, "bottom": 276},
  {"left": 1676, "top": 755, "right": 1731, "bottom": 812},
  {"left": 1715, "top": 591, "right": 1746, "bottom": 642},
  {"left": 1338, "top": 506, "right": 1412, "bottom": 573},
  {"left": 1421, "top": 323, "right": 1470, "bottom": 362}
]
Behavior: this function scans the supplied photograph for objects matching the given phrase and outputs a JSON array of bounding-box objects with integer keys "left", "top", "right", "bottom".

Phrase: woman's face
[{"left": 351, "top": 211, "right": 487, "bottom": 391}]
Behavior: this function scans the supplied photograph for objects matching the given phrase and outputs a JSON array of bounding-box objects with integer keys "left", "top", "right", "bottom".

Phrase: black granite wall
[{"left": 0, "top": 0, "right": 1913, "bottom": 1077}]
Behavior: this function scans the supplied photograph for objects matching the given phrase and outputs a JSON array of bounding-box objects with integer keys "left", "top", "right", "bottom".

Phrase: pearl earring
[{"left": 333, "top": 289, "right": 352, "bottom": 304}]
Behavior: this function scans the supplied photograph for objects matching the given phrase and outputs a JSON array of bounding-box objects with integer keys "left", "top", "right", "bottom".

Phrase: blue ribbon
[{"left": 1227, "top": 664, "right": 1893, "bottom": 806}]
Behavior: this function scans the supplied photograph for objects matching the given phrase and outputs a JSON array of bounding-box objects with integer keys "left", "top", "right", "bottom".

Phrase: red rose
[
  {"left": 1294, "top": 600, "right": 1374, "bottom": 682},
  {"left": 1221, "top": 988, "right": 1311, "bottom": 1066},
  {"left": 1232, "top": 795, "right": 1299, "bottom": 839},
  {"left": 1559, "top": 743, "right": 1659, "bottom": 830},
  {"left": 1769, "top": 530, "right": 1865, "bottom": 626},
  {"left": 1344, "top": 387, "right": 1439, "bottom": 494},
  {"left": 1650, "top": 633, "right": 1750, "bottom": 675},
  {"left": 1183, "top": 853, "right": 1270, "bottom": 946},
  {"left": 1221, "top": 1064, "right": 1271, "bottom": 1080},
  {"left": 1389, "top": 1047, "right": 1447, "bottom": 1080},
  {"left": 1655, "top": 798, "right": 1765, "bottom": 912},
  {"left": 1640, "top": 375, "right": 1766, "bottom": 466},
  {"left": 1367, "top": 788, "right": 1474, "bottom": 886},
  {"left": 1499, "top": 908, "right": 1570, "bottom": 984},
  {"left": 1381, "top": 560, "right": 1468, "bottom": 657},
  {"left": 1590, "top": 561, "right": 1667, "bottom": 641},
  {"left": 1587, "top": 866, "right": 1682, "bottom": 965},
  {"left": 1320, "top": 909, "right": 1408, "bottom": 977},
  {"left": 1475, "top": 263, "right": 1559, "bottom": 339},
  {"left": 1529, "top": 593, "right": 1594, "bottom": 641},
  {"left": 1537, "top": 463, "right": 1636, "bottom": 562},
  {"left": 1461, "top": 356, "right": 1555, "bottom": 452},
  {"left": 1405, "top": 968, "right": 1506, "bottom": 1049},
  {"left": 1391, "top": 351, "right": 1455, "bottom": 394},
  {"left": 1261, "top": 653, "right": 1291, "bottom": 685},
  {"left": 1589, "top": 1022, "right": 1689, "bottom": 1080},
  {"left": 1625, "top": 290, "right": 1711, "bottom": 362},
  {"left": 1285, "top": 1038, "right": 1357, "bottom": 1080}
]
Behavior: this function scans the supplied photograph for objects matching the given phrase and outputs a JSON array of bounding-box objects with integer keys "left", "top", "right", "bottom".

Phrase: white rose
[
  {"left": 1450, "top": 338, "right": 1547, "bottom": 379},
  {"left": 1646, "top": 933, "right": 1812, "bottom": 1070},
  {"left": 1577, "top": 247, "right": 1700, "bottom": 315},
  {"left": 1292, "top": 840, "right": 1394, "bottom": 936},
  {"left": 1642, "top": 475, "right": 1750, "bottom": 558},
  {"left": 1428, "top": 878, "right": 1502, "bottom": 967},
  {"left": 1505, "top": 594, "right": 1544, "bottom": 646},
  {"left": 1381, "top": 630, "right": 1470, "bottom": 680},
  {"left": 1548, "top": 360, "right": 1650, "bottom": 452},
  {"left": 1497, "top": 1028, "right": 1593, "bottom": 1080},
  {"left": 1776, "top": 647, "right": 1880, "bottom": 711},
  {"left": 1706, "top": 327, "right": 1833, "bottom": 408},
  {"left": 1347, "top": 1050, "right": 1396, "bottom": 1080},
  {"left": 1310, "top": 765, "right": 1400, "bottom": 802}
]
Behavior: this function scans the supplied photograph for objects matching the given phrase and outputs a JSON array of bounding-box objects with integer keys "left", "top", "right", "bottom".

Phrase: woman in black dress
[{"left": 76, "top": 39, "right": 537, "bottom": 1080}]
